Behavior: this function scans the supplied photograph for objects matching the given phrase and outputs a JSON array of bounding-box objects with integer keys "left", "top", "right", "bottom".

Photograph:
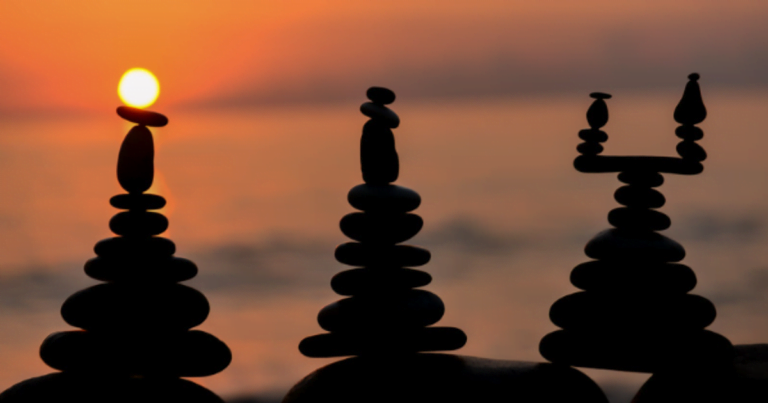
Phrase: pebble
[
  {"left": 317, "top": 290, "right": 445, "bottom": 332},
  {"left": 366, "top": 87, "right": 396, "bottom": 105},
  {"left": 361, "top": 120, "right": 399, "bottom": 184},
  {"left": 84, "top": 256, "right": 198, "bottom": 282},
  {"left": 675, "top": 126, "right": 704, "bottom": 141},
  {"left": 577, "top": 142, "right": 604, "bottom": 155},
  {"left": 298, "top": 326, "right": 467, "bottom": 358},
  {"left": 331, "top": 267, "right": 432, "bottom": 296},
  {"left": 340, "top": 212, "right": 423, "bottom": 244},
  {"left": 348, "top": 184, "right": 421, "bottom": 213},
  {"left": 586, "top": 98, "right": 609, "bottom": 129},
  {"left": 94, "top": 236, "right": 176, "bottom": 258},
  {"left": 40, "top": 330, "right": 232, "bottom": 377},
  {"left": 117, "top": 125, "right": 154, "bottom": 194},
  {"left": 110, "top": 193, "right": 167, "bottom": 210},
  {"left": 549, "top": 292, "right": 716, "bottom": 331},
  {"left": 617, "top": 171, "right": 664, "bottom": 187},
  {"left": 578, "top": 129, "right": 608, "bottom": 142},
  {"left": 570, "top": 260, "right": 696, "bottom": 293},
  {"left": 335, "top": 243, "right": 431, "bottom": 267},
  {"left": 584, "top": 229, "right": 685, "bottom": 262},
  {"left": 117, "top": 106, "right": 169, "bottom": 127},
  {"left": 608, "top": 207, "right": 671, "bottom": 231},
  {"left": 676, "top": 140, "right": 707, "bottom": 161},
  {"left": 674, "top": 74, "right": 707, "bottom": 125},
  {"left": 614, "top": 186, "right": 666, "bottom": 208},
  {"left": 109, "top": 211, "right": 169, "bottom": 236},
  {"left": 360, "top": 102, "right": 400, "bottom": 128},
  {"left": 61, "top": 283, "right": 209, "bottom": 331}
]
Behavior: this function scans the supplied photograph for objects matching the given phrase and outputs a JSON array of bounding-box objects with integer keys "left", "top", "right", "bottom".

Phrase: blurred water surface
[{"left": 1, "top": 90, "right": 768, "bottom": 401}]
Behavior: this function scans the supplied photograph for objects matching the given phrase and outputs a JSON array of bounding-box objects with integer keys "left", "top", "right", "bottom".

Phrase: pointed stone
[{"left": 674, "top": 73, "right": 706, "bottom": 125}]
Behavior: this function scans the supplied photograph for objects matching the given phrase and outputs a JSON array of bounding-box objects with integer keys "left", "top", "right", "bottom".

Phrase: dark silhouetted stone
[
  {"left": 117, "top": 106, "right": 169, "bottom": 127},
  {"left": 361, "top": 120, "right": 399, "bottom": 184},
  {"left": 674, "top": 73, "right": 706, "bottom": 125},
  {"left": 348, "top": 184, "right": 420, "bottom": 213},
  {"left": 331, "top": 268, "right": 432, "bottom": 296},
  {"left": 571, "top": 261, "right": 696, "bottom": 293},
  {"left": 299, "top": 327, "right": 468, "bottom": 358},
  {"left": 335, "top": 243, "right": 431, "bottom": 267},
  {"left": 109, "top": 211, "right": 169, "bottom": 236},
  {"left": 94, "top": 237, "right": 175, "bottom": 258},
  {"left": 117, "top": 125, "right": 154, "bottom": 194},
  {"left": 360, "top": 103, "right": 400, "bottom": 128},
  {"left": 110, "top": 193, "right": 167, "bottom": 210},
  {"left": 317, "top": 290, "right": 445, "bottom": 332},
  {"left": 608, "top": 207, "right": 671, "bottom": 231},
  {"left": 618, "top": 171, "right": 664, "bottom": 187},
  {"left": 585, "top": 229, "right": 685, "bottom": 262},
  {"left": 61, "top": 283, "right": 209, "bottom": 331},
  {"left": 677, "top": 140, "right": 707, "bottom": 161},
  {"left": 614, "top": 186, "right": 665, "bottom": 208},
  {"left": 84, "top": 256, "right": 197, "bottom": 283},
  {"left": 340, "top": 212, "right": 423, "bottom": 244},
  {"left": 577, "top": 142, "right": 603, "bottom": 155},
  {"left": 578, "top": 129, "right": 608, "bottom": 142},
  {"left": 675, "top": 125, "right": 704, "bottom": 141},
  {"left": 366, "top": 87, "right": 396, "bottom": 105},
  {"left": 587, "top": 96, "right": 609, "bottom": 129}
]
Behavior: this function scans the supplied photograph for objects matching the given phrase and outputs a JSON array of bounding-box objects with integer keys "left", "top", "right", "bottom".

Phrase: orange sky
[{"left": 1, "top": 1, "right": 767, "bottom": 113}]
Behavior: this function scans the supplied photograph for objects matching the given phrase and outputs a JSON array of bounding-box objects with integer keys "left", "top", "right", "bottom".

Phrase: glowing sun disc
[{"left": 118, "top": 68, "right": 160, "bottom": 108}]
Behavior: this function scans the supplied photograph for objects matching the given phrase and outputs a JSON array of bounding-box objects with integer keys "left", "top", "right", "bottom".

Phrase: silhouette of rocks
[
  {"left": 0, "top": 108, "right": 229, "bottom": 402},
  {"left": 540, "top": 74, "right": 734, "bottom": 373}
]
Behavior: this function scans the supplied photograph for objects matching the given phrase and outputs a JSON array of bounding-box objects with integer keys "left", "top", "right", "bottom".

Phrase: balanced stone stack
[
  {"left": 299, "top": 87, "right": 467, "bottom": 358},
  {"left": 539, "top": 74, "right": 734, "bottom": 373},
  {"left": 0, "top": 107, "right": 230, "bottom": 403}
]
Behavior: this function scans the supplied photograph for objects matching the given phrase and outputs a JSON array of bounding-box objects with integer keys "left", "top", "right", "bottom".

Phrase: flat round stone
[
  {"left": 40, "top": 330, "right": 231, "bottom": 377},
  {"left": 361, "top": 120, "right": 399, "bottom": 185},
  {"left": 110, "top": 194, "right": 167, "bottom": 210},
  {"left": 335, "top": 243, "right": 431, "bottom": 267},
  {"left": 61, "top": 283, "right": 209, "bottom": 331},
  {"left": 84, "top": 256, "right": 197, "bottom": 282},
  {"left": 608, "top": 207, "right": 671, "bottom": 231},
  {"left": 577, "top": 142, "right": 603, "bottom": 155},
  {"left": 585, "top": 229, "right": 685, "bottom": 262},
  {"left": 340, "top": 212, "right": 423, "bottom": 244},
  {"left": 578, "top": 129, "right": 608, "bottom": 142},
  {"left": 109, "top": 211, "right": 168, "bottom": 236},
  {"left": 570, "top": 260, "right": 696, "bottom": 293},
  {"left": 332, "top": 267, "right": 432, "bottom": 296},
  {"left": 677, "top": 140, "right": 707, "bottom": 161},
  {"left": 117, "top": 106, "right": 168, "bottom": 127},
  {"left": 360, "top": 103, "right": 400, "bottom": 128},
  {"left": 614, "top": 186, "right": 666, "bottom": 208},
  {"left": 618, "top": 171, "right": 664, "bottom": 187},
  {"left": 94, "top": 237, "right": 175, "bottom": 258},
  {"left": 549, "top": 292, "right": 716, "bottom": 331},
  {"left": 366, "top": 87, "right": 396, "bottom": 105},
  {"left": 317, "top": 290, "right": 445, "bottom": 332},
  {"left": 675, "top": 126, "right": 704, "bottom": 141},
  {"left": 348, "top": 184, "right": 421, "bottom": 213},
  {"left": 117, "top": 125, "right": 154, "bottom": 194},
  {"left": 299, "top": 327, "right": 467, "bottom": 358}
]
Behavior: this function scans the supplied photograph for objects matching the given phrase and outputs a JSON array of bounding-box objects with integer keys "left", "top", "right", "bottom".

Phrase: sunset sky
[{"left": 1, "top": 1, "right": 767, "bottom": 113}]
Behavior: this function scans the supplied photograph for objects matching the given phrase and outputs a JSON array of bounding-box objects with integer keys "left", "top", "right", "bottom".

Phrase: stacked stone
[
  {"left": 576, "top": 92, "right": 610, "bottom": 156},
  {"left": 0, "top": 106, "right": 230, "bottom": 403},
  {"left": 299, "top": 87, "right": 467, "bottom": 358},
  {"left": 539, "top": 75, "right": 733, "bottom": 373}
]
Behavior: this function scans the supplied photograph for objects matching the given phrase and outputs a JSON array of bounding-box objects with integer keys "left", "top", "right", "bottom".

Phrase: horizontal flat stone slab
[
  {"left": 84, "top": 256, "right": 197, "bottom": 282},
  {"left": 299, "top": 327, "right": 466, "bottom": 358}
]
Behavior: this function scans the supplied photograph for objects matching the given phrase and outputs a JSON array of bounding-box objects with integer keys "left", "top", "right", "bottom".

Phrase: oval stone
[
  {"left": 677, "top": 140, "right": 707, "bottom": 161},
  {"left": 340, "top": 212, "right": 423, "bottom": 244},
  {"left": 617, "top": 171, "right": 664, "bottom": 187},
  {"left": 578, "top": 129, "right": 608, "bottom": 142},
  {"left": 585, "top": 229, "right": 685, "bottom": 262},
  {"left": 117, "top": 106, "right": 169, "bottom": 127},
  {"left": 360, "top": 103, "right": 400, "bottom": 128},
  {"left": 335, "top": 243, "right": 431, "bottom": 267},
  {"left": 94, "top": 237, "right": 175, "bottom": 258},
  {"left": 577, "top": 142, "right": 604, "bottom": 155},
  {"left": 117, "top": 125, "right": 154, "bottom": 194},
  {"left": 331, "top": 267, "right": 432, "bottom": 296},
  {"left": 109, "top": 211, "right": 169, "bottom": 236},
  {"left": 84, "top": 256, "right": 198, "bottom": 282},
  {"left": 570, "top": 260, "right": 696, "bottom": 293},
  {"left": 608, "top": 207, "right": 671, "bottom": 231},
  {"left": 110, "top": 193, "right": 167, "bottom": 210},
  {"left": 348, "top": 184, "right": 421, "bottom": 213},
  {"left": 299, "top": 327, "right": 467, "bottom": 358},
  {"left": 614, "top": 186, "right": 666, "bottom": 208},
  {"left": 361, "top": 120, "right": 399, "bottom": 184},
  {"left": 366, "top": 87, "right": 396, "bottom": 105},
  {"left": 675, "top": 126, "right": 704, "bottom": 141}
]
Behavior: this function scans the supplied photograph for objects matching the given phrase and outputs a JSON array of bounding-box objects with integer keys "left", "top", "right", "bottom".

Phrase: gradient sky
[{"left": 1, "top": 1, "right": 767, "bottom": 113}]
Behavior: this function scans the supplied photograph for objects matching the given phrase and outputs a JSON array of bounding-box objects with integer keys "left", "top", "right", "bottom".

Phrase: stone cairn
[
  {"left": 298, "top": 87, "right": 467, "bottom": 358},
  {"left": 539, "top": 74, "right": 734, "bottom": 373},
  {"left": 0, "top": 107, "right": 230, "bottom": 402}
]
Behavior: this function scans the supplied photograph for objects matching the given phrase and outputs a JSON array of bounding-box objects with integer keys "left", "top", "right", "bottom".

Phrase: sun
[{"left": 118, "top": 68, "right": 160, "bottom": 108}]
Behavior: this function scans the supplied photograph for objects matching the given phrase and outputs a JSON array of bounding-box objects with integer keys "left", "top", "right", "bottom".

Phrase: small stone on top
[
  {"left": 688, "top": 73, "right": 700, "bottom": 81},
  {"left": 117, "top": 106, "right": 169, "bottom": 127},
  {"left": 590, "top": 92, "right": 612, "bottom": 100},
  {"left": 366, "top": 87, "right": 396, "bottom": 105}
]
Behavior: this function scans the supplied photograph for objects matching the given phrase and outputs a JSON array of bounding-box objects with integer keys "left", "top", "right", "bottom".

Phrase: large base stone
[
  {"left": 282, "top": 354, "right": 608, "bottom": 403},
  {"left": 0, "top": 372, "right": 223, "bottom": 403}
]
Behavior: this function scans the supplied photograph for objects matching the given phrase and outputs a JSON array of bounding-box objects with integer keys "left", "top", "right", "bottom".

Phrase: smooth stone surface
[
  {"left": 347, "top": 184, "right": 421, "bottom": 213},
  {"left": 110, "top": 193, "right": 167, "bottom": 210},
  {"left": 677, "top": 140, "right": 707, "bottom": 161},
  {"left": 94, "top": 237, "right": 176, "bottom": 258},
  {"left": 109, "top": 211, "right": 169, "bottom": 236},
  {"left": 614, "top": 186, "right": 666, "bottom": 208},
  {"left": 540, "top": 329, "right": 734, "bottom": 373},
  {"left": 575, "top": 155, "right": 702, "bottom": 175},
  {"left": 317, "top": 289, "right": 445, "bottom": 332},
  {"left": 577, "top": 142, "right": 604, "bottom": 155},
  {"left": 117, "top": 125, "right": 154, "bottom": 194},
  {"left": 84, "top": 256, "right": 197, "bottom": 282},
  {"left": 570, "top": 260, "right": 696, "bottom": 293},
  {"left": 299, "top": 327, "right": 467, "bottom": 358},
  {"left": 366, "top": 87, "right": 395, "bottom": 105},
  {"left": 675, "top": 125, "right": 704, "bottom": 141},
  {"left": 40, "top": 330, "right": 231, "bottom": 377},
  {"left": 617, "top": 171, "right": 664, "bottom": 187},
  {"left": 283, "top": 354, "right": 608, "bottom": 403},
  {"left": 608, "top": 207, "right": 671, "bottom": 231},
  {"left": 585, "top": 228, "right": 686, "bottom": 262},
  {"left": 340, "top": 212, "right": 423, "bottom": 244},
  {"left": 117, "top": 106, "right": 169, "bottom": 127},
  {"left": 549, "top": 291, "right": 716, "bottom": 331},
  {"left": 335, "top": 243, "right": 431, "bottom": 267},
  {"left": 331, "top": 267, "right": 432, "bottom": 296},
  {"left": 587, "top": 98, "right": 608, "bottom": 129},
  {"left": 62, "top": 283, "right": 209, "bottom": 331},
  {"left": 360, "top": 102, "right": 400, "bottom": 128},
  {"left": 361, "top": 120, "right": 399, "bottom": 184},
  {"left": 0, "top": 372, "right": 224, "bottom": 403},
  {"left": 578, "top": 129, "right": 608, "bottom": 142}
]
